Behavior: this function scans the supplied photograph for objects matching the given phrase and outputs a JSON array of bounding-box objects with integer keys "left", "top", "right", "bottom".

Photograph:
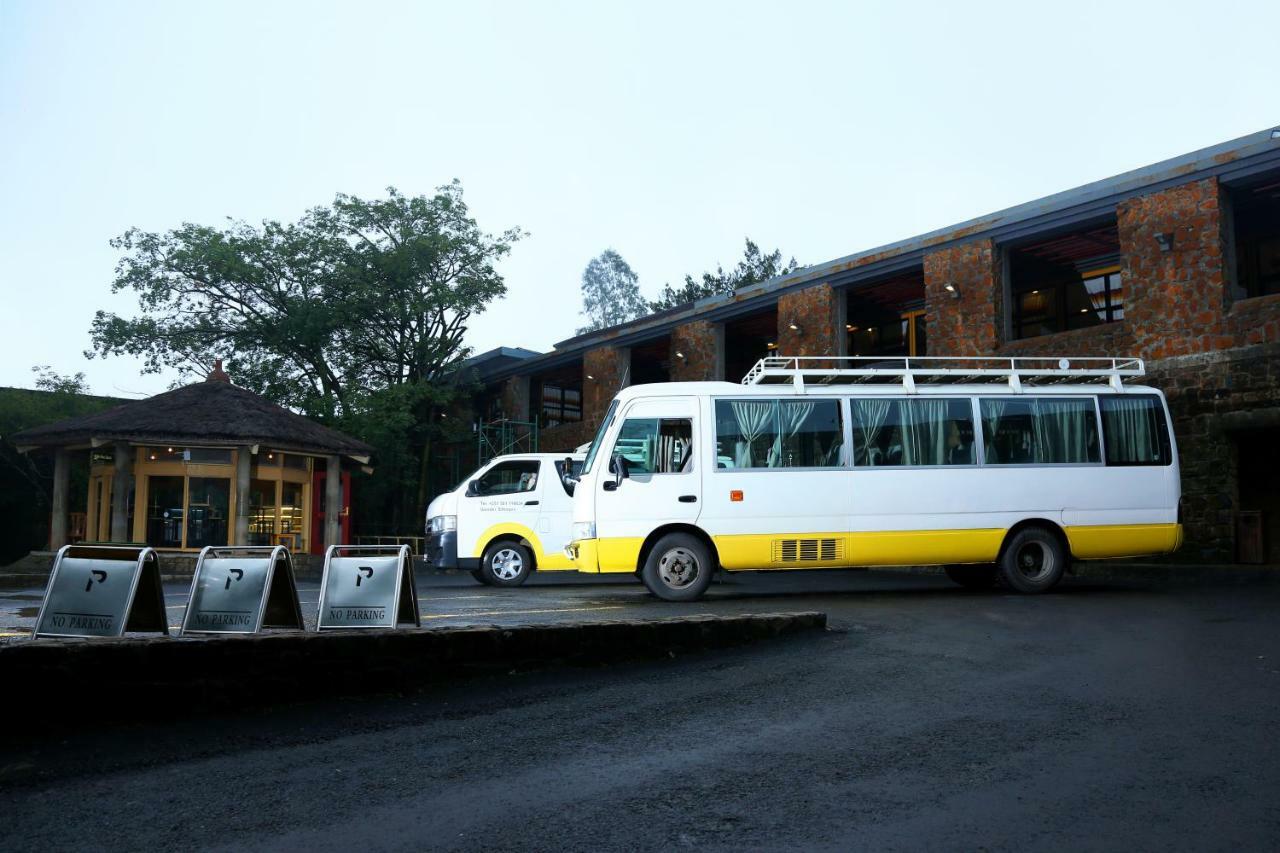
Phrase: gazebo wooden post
[
  {"left": 325, "top": 454, "right": 342, "bottom": 549},
  {"left": 49, "top": 448, "right": 70, "bottom": 550},
  {"left": 235, "top": 445, "right": 252, "bottom": 545},
  {"left": 110, "top": 441, "right": 132, "bottom": 542}
]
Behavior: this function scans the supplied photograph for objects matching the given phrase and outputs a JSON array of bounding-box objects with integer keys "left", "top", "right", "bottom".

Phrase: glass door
[{"left": 146, "top": 476, "right": 184, "bottom": 548}]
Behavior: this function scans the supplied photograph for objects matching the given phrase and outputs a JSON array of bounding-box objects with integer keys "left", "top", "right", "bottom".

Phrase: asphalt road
[{"left": 2, "top": 571, "right": 1279, "bottom": 851}]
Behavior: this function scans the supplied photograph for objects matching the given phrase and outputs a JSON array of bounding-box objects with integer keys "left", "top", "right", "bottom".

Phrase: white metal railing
[{"left": 741, "top": 355, "right": 1145, "bottom": 393}]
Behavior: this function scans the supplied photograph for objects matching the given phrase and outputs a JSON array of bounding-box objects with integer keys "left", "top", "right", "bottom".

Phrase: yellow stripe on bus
[{"left": 578, "top": 522, "right": 1182, "bottom": 573}]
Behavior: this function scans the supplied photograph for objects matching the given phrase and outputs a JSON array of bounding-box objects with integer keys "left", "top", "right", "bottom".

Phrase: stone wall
[
  {"left": 1118, "top": 177, "right": 1231, "bottom": 359},
  {"left": 500, "top": 376, "right": 530, "bottom": 421},
  {"left": 777, "top": 284, "right": 841, "bottom": 358},
  {"left": 670, "top": 321, "right": 722, "bottom": 381},
  {"left": 923, "top": 239, "right": 1002, "bottom": 356},
  {"left": 583, "top": 346, "right": 629, "bottom": 426}
]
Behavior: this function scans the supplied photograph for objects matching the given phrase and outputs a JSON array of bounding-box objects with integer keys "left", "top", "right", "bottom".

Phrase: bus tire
[
  {"left": 998, "top": 526, "right": 1066, "bottom": 594},
  {"left": 470, "top": 568, "right": 492, "bottom": 585},
  {"left": 944, "top": 564, "right": 998, "bottom": 590},
  {"left": 641, "top": 533, "right": 714, "bottom": 602},
  {"left": 480, "top": 541, "right": 534, "bottom": 587}
]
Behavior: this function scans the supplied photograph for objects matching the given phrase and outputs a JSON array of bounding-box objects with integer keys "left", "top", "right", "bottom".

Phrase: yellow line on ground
[
  {"left": 420, "top": 605, "right": 626, "bottom": 619},
  {"left": 0, "top": 631, "right": 30, "bottom": 637}
]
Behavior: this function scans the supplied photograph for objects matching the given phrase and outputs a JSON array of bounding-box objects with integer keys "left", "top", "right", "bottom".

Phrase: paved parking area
[
  {"left": 2, "top": 572, "right": 1278, "bottom": 851},
  {"left": 0, "top": 568, "right": 958, "bottom": 639}
]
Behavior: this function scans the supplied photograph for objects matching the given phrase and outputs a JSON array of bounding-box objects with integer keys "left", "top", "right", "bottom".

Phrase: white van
[
  {"left": 565, "top": 356, "right": 1183, "bottom": 601},
  {"left": 425, "top": 452, "right": 584, "bottom": 586}
]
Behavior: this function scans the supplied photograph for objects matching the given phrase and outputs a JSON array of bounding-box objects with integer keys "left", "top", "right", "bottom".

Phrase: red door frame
[{"left": 311, "top": 469, "right": 351, "bottom": 554}]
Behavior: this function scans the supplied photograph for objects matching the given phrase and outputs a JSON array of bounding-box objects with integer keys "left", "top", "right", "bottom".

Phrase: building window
[
  {"left": 1007, "top": 223, "right": 1124, "bottom": 340},
  {"left": 848, "top": 311, "right": 927, "bottom": 357},
  {"left": 538, "top": 381, "right": 582, "bottom": 428},
  {"left": 1230, "top": 177, "right": 1280, "bottom": 298}
]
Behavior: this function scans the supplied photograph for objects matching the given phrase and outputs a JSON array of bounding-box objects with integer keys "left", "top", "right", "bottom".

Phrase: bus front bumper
[{"left": 566, "top": 539, "right": 599, "bottom": 573}]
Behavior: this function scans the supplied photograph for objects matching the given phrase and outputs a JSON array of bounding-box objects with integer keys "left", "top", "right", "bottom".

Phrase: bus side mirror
[{"left": 612, "top": 454, "right": 630, "bottom": 484}]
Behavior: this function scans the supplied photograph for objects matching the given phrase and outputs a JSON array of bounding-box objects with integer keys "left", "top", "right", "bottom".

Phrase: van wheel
[
  {"left": 470, "top": 568, "right": 492, "bottom": 586},
  {"left": 481, "top": 541, "right": 533, "bottom": 587},
  {"left": 641, "top": 533, "right": 714, "bottom": 602},
  {"left": 998, "top": 527, "right": 1066, "bottom": 594},
  {"left": 944, "top": 564, "right": 998, "bottom": 590}
]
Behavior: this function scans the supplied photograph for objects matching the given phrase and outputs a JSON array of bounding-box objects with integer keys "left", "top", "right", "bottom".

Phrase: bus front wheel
[
  {"left": 641, "top": 533, "right": 714, "bottom": 601},
  {"left": 944, "top": 564, "right": 998, "bottom": 590},
  {"left": 998, "top": 527, "right": 1066, "bottom": 594}
]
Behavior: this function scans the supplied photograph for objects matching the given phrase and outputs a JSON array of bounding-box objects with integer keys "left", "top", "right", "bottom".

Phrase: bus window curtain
[
  {"left": 903, "top": 399, "right": 948, "bottom": 466},
  {"left": 1103, "top": 398, "right": 1156, "bottom": 462},
  {"left": 731, "top": 401, "right": 775, "bottom": 468},
  {"left": 982, "top": 400, "right": 1007, "bottom": 463},
  {"left": 770, "top": 401, "right": 815, "bottom": 467},
  {"left": 1034, "top": 399, "right": 1095, "bottom": 463},
  {"left": 853, "top": 398, "right": 892, "bottom": 466}
]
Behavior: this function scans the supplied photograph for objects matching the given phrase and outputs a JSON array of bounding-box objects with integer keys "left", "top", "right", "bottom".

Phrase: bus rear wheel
[
  {"left": 998, "top": 527, "right": 1066, "bottom": 594},
  {"left": 641, "top": 533, "right": 714, "bottom": 602},
  {"left": 944, "top": 564, "right": 998, "bottom": 590}
]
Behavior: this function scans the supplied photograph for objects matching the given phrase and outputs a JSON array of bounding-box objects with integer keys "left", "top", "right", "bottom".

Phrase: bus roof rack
[{"left": 741, "top": 355, "right": 1145, "bottom": 393}]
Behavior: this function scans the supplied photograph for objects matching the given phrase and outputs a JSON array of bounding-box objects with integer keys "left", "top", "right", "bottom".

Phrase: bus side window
[
  {"left": 1100, "top": 395, "right": 1172, "bottom": 466},
  {"left": 851, "top": 398, "right": 974, "bottom": 467},
  {"left": 980, "top": 398, "right": 1100, "bottom": 465}
]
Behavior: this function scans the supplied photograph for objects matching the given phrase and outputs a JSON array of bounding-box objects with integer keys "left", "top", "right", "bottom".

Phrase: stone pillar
[
  {"left": 501, "top": 375, "right": 531, "bottom": 421},
  {"left": 234, "top": 446, "right": 252, "bottom": 545},
  {"left": 670, "top": 321, "right": 724, "bottom": 381},
  {"left": 583, "top": 346, "right": 630, "bottom": 426},
  {"left": 110, "top": 442, "right": 132, "bottom": 542},
  {"left": 49, "top": 448, "right": 70, "bottom": 550},
  {"left": 923, "top": 239, "right": 1001, "bottom": 356},
  {"left": 1118, "top": 177, "right": 1230, "bottom": 361},
  {"left": 325, "top": 454, "right": 342, "bottom": 549},
  {"left": 777, "top": 284, "right": 841, "bottom": 359}
]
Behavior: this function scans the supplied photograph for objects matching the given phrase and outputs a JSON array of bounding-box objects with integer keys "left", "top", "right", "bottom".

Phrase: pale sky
[{"left": 2, "top": 0, "right": 1278, "bottom": 397}]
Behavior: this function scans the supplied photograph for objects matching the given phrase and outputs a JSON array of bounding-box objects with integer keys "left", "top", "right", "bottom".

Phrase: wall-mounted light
[
  {"left": 1155, "top": 232, "right": 1174, "bottom": 252},
  {"left": 766, "top": 341, "right": 778, "bottom": 350},
  {"left": 944, "top": 283, "right": 961, "bottom": 300},
  {"left": 586, "top": 373, "right": 595, "bottom": 380},
  {"left": 845, "top": 324, "right": 854, "bottom": 331},
  {"left": 788, "top": 322, "right": 802, "bottom": 333},
  {"left": 675, "top": 351, "right": 686, "bottom": 359}
]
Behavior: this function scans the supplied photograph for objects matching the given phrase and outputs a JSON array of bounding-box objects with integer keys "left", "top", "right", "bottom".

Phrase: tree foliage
[
  {"left": 650, "top": 238, "right": 800, "bottom": 312},
  {"left": 577, "top": 249, "right": 648, "bottom": 334},
  {"left": 90, "top": 183, "right": 523, "bottom": 524}
]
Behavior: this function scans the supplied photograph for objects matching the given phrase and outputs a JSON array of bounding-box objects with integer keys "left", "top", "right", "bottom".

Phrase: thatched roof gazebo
[{"left": 11, "top": 362, "right": 372, "bottom": 554}]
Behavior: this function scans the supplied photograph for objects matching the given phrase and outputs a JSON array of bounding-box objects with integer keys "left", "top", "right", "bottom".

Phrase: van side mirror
[
  {"left": 466, "top": 479, "right": 481, "bottom": 497},
  {"left": 562, "top": 456, "right": 579, "bottom": 483},
  {"left": 612, "top": 453, "right": 630, "bottom": 483}
]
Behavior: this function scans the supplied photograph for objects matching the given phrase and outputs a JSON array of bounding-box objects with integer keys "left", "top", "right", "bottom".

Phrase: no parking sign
[
  {"left": 181, "top": 545, "right": 304, "bottom": 635},
  {"left": 317, "top": 544, "right": 420, "bottom": 630},
  {"left": 34, "top": 545, "right": 169, "bottom": 639}
]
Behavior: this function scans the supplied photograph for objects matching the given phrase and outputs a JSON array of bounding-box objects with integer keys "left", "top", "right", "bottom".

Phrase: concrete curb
[
  {"left": 0, "top": 612, "right": 826, "bottom": 728},
  {"left": 878, "top": 561, "right": 1280, "bottom": 586}
]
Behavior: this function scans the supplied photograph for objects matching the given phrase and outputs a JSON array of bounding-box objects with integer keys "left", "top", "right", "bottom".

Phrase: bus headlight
[
  {"left": 572, "top": 521, "right": 596, "bottom": 541},
  {"left": 429, "top": 515, "right": 457, "bottom": 533}
]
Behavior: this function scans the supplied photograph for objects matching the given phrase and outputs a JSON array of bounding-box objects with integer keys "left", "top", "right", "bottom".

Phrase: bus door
[{"left": 593, "top": 398, "right": 701, "bottom": 571}]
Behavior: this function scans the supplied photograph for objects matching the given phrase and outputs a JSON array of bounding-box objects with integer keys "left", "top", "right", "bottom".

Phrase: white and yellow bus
[{"left": 565, "top": 356, "right": 1182, "bottom": 601}]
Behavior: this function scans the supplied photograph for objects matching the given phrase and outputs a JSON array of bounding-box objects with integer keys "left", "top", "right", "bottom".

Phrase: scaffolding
[
  {"left": 476, "top": 418, "right": 539, "bottom": 465},
  {"left": 741, "top": 355, "right": 1145, "bottom": 393}
]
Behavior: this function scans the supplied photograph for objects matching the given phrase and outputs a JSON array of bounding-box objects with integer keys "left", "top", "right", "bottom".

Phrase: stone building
[
  {"left": 471, "top": 126, "right": 1280, "bottom": 566},
  {"left": 12, "top": 362, "right": 373, "bottom": 554}
]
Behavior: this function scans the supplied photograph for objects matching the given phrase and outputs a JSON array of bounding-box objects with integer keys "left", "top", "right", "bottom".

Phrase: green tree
[
  {"left": 577, "top": 249, "right": 648, "bottom": 334},
  {"left": 90, "top": 183, "right": 523, "bottom": 522},
  {"left": 650, "top": 238, "right": 800, "bottom": 311}
]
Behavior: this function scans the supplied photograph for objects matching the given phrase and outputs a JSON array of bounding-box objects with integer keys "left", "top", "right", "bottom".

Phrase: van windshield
[{"left": 581, "top": 400, "right": 618, "bottom": 475}]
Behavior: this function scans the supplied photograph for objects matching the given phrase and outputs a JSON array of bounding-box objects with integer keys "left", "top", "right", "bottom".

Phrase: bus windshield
[{"left": 581, "top": 400, "right": 618, "bottom": 475}]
